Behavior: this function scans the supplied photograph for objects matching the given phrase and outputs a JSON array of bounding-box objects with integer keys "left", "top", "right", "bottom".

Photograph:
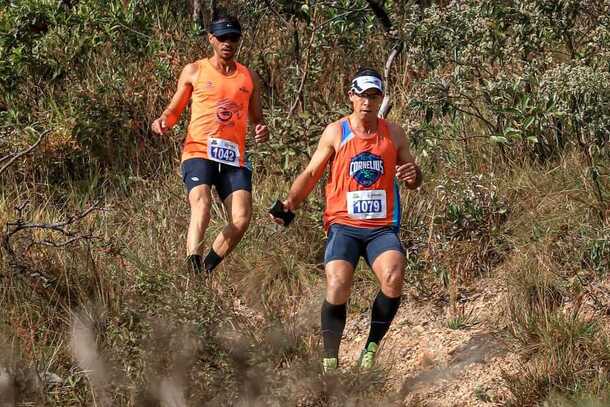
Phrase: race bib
[
  {"left": 208, "top": 138, "right": 240, "bottom": 166},
  {"left": 347, "top": 190, "right": 387, "bottom": 219}
]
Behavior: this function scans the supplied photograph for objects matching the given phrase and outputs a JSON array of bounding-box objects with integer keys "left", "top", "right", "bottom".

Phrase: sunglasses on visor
[{"left": 215, "top": 33, "right": 241, "bottom": 42}]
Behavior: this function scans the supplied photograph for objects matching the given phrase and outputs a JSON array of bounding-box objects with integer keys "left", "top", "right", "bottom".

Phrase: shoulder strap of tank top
[
  {"left": 195, "top": 58, "right": 209, "bottom": 84},
  {"left": 377, "top": 118, "right": 393, "bottom": 143},
  {"left": 377, "top": 118, "right": 387, "bottom": 135},
  {"left": 236, "top": 62, "right": 252, "bottom": 81},
  {"left": 339, "top": 118, "right": 354, "bottom": 148}
]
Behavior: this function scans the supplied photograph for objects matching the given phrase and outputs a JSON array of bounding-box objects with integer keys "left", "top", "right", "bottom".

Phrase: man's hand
[
  {"left": 396, "top": 162, "right": 419, "bottom": 185},
  {"left": 151, "top": 117, "right": 169, "bottom": 135},
  {"left": 254, "top": 123, "right": 269, "bottom": 143},
  {"left": 269, "top": 199, "right": 295, "bottom": 226}
]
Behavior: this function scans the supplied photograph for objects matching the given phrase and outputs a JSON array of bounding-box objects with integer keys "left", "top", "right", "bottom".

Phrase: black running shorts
[{"left": 181, "top": 158, "right": 252, "bottom": 200}]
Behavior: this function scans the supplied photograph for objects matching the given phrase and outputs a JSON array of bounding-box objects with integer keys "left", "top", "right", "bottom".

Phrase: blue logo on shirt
[{"left": 349, "top": 152, "right": 384, "bottom": 187}]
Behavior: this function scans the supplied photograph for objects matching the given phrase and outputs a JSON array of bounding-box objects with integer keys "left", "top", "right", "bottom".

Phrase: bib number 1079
[
  {"left": 347, "top": 190, "right": 387, "bottom": 219},
  {"left": 352, "top": 199, "right": 382, "bottom": 214}
]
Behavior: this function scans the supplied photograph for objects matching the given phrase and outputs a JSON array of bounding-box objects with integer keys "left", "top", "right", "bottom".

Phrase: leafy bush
[{"left": 403, "top": 0, "right": 609, "bottom": 163}]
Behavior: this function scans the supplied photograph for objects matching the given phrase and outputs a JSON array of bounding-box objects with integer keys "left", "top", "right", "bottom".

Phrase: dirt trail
[{"left": 339, "top": 278, "right": 519, "bottom": 406}]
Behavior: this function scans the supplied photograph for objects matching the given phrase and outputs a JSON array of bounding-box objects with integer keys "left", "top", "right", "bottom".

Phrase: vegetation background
[{"left": 0, "top": 0, "right": 609, "bottom": 405}]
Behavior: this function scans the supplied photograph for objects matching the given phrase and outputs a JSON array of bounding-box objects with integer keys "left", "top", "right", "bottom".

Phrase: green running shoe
[
  {"left": 358, "top": 342, "right": 379, "bottom": 369},
  {"left": 322, "top": 357, "right": 338, "bottom": 373}
]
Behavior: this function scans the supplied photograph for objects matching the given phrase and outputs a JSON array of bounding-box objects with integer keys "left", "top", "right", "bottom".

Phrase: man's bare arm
[
  {"left": 389, "top": 122, "right": 422, "bottom": 189},
  {"left": 248, "top": 69, "right": 264, "bottom": 125},
  {"left": 151, "top": 63, "right": 197, "bottom": 134},
  {"left": 283, "top": 123, "right": 338, "bottom": 211},
  {"left": 248, "top": 69, "right": 269, "bottom": 143}
]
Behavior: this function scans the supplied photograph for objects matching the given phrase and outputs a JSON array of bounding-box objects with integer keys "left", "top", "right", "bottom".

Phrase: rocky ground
[{"left": 340, "top": 277, "right": 520, "bottom": 406}]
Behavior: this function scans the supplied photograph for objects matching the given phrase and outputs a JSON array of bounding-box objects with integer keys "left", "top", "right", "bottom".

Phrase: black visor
[{"left": 209, "top": 20, "right": 242, "bottom": 37}]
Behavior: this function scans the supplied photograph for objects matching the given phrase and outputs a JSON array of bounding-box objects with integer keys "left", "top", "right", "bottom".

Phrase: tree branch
[
  {"left": 288, "top": 7, "right": 367, "bottom": 116},
  {"left": 2, "top": 200, "right": 104, "bottom": 263},
  {"left": 364, "top": 0, "right": 392, "bottom": 33},
  {"left": 0, "top": 130, "right": 50, "bottom": 176},
  {"left": 262, "top": 0, "right": 289, "bottom": 26}
]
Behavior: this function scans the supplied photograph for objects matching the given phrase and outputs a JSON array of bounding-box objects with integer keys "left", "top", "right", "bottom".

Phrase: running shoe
[
  {"left": 358, "top": 342, "right": 378, "bottom": 369},
  {"left": 322, "top": 357, "right": 338, "bottom": 373}
]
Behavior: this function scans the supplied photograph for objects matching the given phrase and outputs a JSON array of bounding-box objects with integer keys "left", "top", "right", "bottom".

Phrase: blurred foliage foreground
[{"left": 0, "top": 0, "right": 609, "bottom": 405}]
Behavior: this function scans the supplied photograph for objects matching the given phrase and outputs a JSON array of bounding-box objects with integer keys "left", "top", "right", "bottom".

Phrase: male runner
[
  {"left": 152, "top": 13, "right": 268, "bottom": 274},
  {"left": 271, "top": 68, "right": 422, "bottom": 371}
]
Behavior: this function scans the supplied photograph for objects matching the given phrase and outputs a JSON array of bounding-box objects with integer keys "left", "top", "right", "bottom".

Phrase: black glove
[{"left": 269, "top": 200, "right": 295, "bottom": 227}]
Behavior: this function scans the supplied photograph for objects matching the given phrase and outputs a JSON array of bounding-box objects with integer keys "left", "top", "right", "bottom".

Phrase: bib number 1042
[
  {"left": 208, "top": 138, "right": 240, "bottom": 166},
  {"left": 347, "top": 190, "right": 387, "bottom": 219}
]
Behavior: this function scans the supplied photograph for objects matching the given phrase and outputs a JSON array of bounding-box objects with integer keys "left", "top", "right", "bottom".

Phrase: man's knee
[
  {"left": 189, "top": 188, "right": 212, "bottom": 213},
  {"left": 380, "top": 263, "right": 404, "bottom": 292},
  {"left": 230, "top": 211, "right": 251, "bottom": 235},
  {"left": 327, "top": 274, "right": 352, "bottom": 300}
]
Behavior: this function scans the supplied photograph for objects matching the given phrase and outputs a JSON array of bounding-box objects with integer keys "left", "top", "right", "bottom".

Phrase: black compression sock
[
  {"left": 203, "top": 248, "right": 223, "bottom": 273},
  {"left": 321, "top": 300, "right": 347, "bottom": 359},
  {"left": 365, "top": 291, "right": 401, "bottom": 347},
  {"left": 187, "top": 254, "right": 202, "bottom": 274}
]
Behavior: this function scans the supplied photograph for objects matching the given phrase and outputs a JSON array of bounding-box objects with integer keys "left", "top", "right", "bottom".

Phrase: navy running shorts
[
  {"left": 181, "top": 158, "right": 252, "bottom": 200},
  {"left": 324, "top": 223, "right": 405, "bottom": 269}
]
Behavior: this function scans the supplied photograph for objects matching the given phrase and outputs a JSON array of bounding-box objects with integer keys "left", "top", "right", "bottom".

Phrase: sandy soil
[{"left": 339, "top": 278, "right": 520, "bottom": 406}]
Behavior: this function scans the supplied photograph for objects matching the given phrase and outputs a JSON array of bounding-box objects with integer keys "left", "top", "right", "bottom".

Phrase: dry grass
[
  {"left": 1, "top": 2, "right": 609, "bottom": 406},
  {"left": 5, "top": 145, "right": 607, "bottom": 405},
  {"left": 495, "top": 152, "right": 610, "bottom": 405}
]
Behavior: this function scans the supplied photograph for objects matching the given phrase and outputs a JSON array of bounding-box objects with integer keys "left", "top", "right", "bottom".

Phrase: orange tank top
[
  {"left": 181, "top": 58, "right": 253, "bottom": 167},
  {"left": 323, "top": 117, "right": 401, "bottom": 231}
]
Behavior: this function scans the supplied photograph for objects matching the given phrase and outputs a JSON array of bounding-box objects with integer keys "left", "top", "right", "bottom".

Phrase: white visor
[{"left": 351, "top": 75, "right": 384, "bottom": 94}]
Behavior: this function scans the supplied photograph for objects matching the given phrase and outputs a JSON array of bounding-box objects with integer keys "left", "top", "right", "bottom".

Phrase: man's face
[
  {"left": 209, "top": 33, "right": 241, "bottom": 60},
  {"left": 349, "top": 88, "right": 383, "bottom": 119}
]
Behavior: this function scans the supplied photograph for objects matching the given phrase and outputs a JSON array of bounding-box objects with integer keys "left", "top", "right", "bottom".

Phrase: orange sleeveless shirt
[
  {"left": 323, "top": 117, "right": 401, "bottom": 230},
  {"left": 181, "top": 58, "right": 253, "bottom": 167}
]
